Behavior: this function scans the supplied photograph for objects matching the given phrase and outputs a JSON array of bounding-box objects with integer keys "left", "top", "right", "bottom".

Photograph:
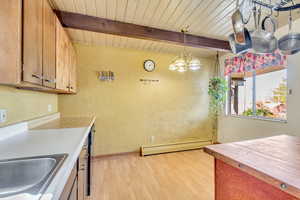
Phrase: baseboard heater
[{"left": 141, "top": 139, "right": 213, "bottom": 156}]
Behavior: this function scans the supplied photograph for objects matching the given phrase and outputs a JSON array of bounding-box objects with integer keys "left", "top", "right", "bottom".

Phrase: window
[{"left": 228, "top": 68, "right": 287, "bottom": 121}]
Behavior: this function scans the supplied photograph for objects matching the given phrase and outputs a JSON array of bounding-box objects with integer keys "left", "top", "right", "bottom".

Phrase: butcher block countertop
[{"left": 204, "top": 135, "right": 300, "bottom": 198}]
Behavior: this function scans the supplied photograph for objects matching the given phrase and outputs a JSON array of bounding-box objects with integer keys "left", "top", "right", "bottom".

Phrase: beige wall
[
  {"left": 59, "top": 44, "right": 214, "bottom": 155},
  {"left": 0, "top": 85, "right": 58, "bottom": 127},
  {"left": 218, "top": 19, "right": 300, "bottom": 143}
]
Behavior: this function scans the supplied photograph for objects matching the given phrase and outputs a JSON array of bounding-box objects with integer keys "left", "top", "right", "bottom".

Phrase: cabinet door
[
  {"left": 68, "top": 178, "right": 78, "bottom": 200},
  {"left": 56, "top": 19, "right": 69, "bottom": 91},
  {"left": 78, "top": 143, "right": 88, "bottom": 200},
  {"left": 69, "top": 46, "right": 77, "bottom": 93},
  {"left": 23, "top": 0, "right": 43, "bottom": 85},
  {"left": 0, "top": 0, "right": 22, "bottom": 84},
  {"left": 60, "top": 164, "right": 77, "bottom": 200},
  {"left": 43, "top": 0, "right": 56, "bottom": 88}
]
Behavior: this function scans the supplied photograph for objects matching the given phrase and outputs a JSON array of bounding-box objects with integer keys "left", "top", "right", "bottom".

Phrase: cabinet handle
[
  {"left": 32, "top": 74, "right": 43, "bottom": 79},
  {"left": 66, "top": 85, "right": 74, "bottom": 90},
  {"left": 44, "top": 79, "right": 56, "bottom": 83}
]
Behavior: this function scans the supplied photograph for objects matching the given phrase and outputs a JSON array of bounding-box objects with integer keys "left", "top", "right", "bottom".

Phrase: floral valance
[{"left": 225, "top": 50, "right": 287, "bottom": 76}]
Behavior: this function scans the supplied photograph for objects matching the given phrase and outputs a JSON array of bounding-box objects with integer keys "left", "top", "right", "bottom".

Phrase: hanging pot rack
[{"left": 252, "top": 0, "right": 300, "bottom": 12}]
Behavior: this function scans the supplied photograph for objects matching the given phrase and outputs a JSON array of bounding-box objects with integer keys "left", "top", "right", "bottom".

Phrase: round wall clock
[{"left": 143, "top": 60, "right": 155, "bottom": 72}]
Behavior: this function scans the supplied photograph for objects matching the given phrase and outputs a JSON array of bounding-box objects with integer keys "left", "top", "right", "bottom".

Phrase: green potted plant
[{"left": 208, "top": 77, "right": 228, "bottom": 143}]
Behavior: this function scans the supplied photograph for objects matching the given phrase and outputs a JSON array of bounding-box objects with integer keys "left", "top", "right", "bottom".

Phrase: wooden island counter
[{"left": 204, "top": 135, "right": 300, "bottom": 200}]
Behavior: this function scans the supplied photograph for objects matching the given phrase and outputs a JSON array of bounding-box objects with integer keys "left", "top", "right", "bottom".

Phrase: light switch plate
[
  {"left": 0, "top": 109, "right": 7, "bottom": 123},
  {"left": 48, "top": 104, "right": 52, "bottom": 112}
]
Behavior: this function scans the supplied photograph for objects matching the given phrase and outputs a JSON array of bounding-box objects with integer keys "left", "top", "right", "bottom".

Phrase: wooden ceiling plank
[
  {"left": 188, "top": 0, "right": 222, "bottom": 32},
  {"left": 55, "top": 10, "right": 230, "bottom": 51},
  {"left": 125, "top": 37, "right": 135, "bottom": 49},
  {"left": 160, "top": 0, "right": 183, "bottom": 26},
  {"left": 85, "top": 0, "right": 97, "bottom": 16},
  {"left": 207, "top": 19, "right": 232, "bottom": 36},
  {"left": 172, "top": 0, "right": 204, "bottom": 30},
  {"left": 131, "top": 0, "right": 150, "bottom": 26},
  {"left": 95, "top": 0, "right": 106, "bottom": 18},
  {"left": 71, "top": 0, "right": 89, "bottom": 44},
  {"left": 179, "top": 0, "right": 212, "bottom": 32},
  {"left": 136, "top": 39, "right": 147, "bottom": 50},
  {"left": 143, "top": 41, "right": 153, "bottom": 51},
  {"left": 90, "top": 32, "right": 100, "bottom": 46},
  {"left": 166, "top": 0, "right": 192, "bottom": 30},
  {"left": 120, "top": 37, "right": 127, "bottom": 48},
  {"left": 84, "top": 0, "right": 97, "bottom": 45},
  {"left": 111, "top": 35, "right": 117, "bottom": 47},
  {"left": 106, "top": 0, "right": 117, "bottom": 20},
  {"left": 197, "top": 0, "right": 235, "bottom": 33},
  {"left": 155, "top": 43, "right": 164, "bottom": 53},
  {"left": 192, "top": 0, "right": 230, "bottom": 32},
  {"left": 150, "top": 42, "right": 159, "bottom": 52},
  {"left": 124, "top": 0, "right": 139, "bottom": 23},
  {"left": 116, "top": 0, "right": 128, "bottom": 22},
  {"left": 142, "top": 0, "right": 161, "bottom": 26},
  {"left": 108, "top": 34, "right": 115, "bottom": 47},
  {"left": 148, "top": 0, "right": 171, "bottom": 27}
]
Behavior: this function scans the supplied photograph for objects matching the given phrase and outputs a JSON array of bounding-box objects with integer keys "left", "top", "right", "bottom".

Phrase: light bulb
[
  {"left": 177, "top": 66, "right": 187, "bottom": 72},
  {"left": 169, "top": 63, "right": 177, "bottom": 71},
  {"left": 189, "top": 58, "right": 201, "bottom": 71},
  {"left": 174, "top": 58, "right": 186, "bottom": 67},
  {"left": 189, "top": 65, "right": 201, "bottom": 71}
]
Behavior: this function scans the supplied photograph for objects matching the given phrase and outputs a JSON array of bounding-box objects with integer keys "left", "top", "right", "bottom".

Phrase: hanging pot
[
  {"left": 262, "top": 1, "right": 278, "bottom": 35},
  {"left": 262, "top": 16, "right": 278, "bottom": 34},
  {"left": 229, "top": 28, "right": 252, "bottom": 54},
  {"left": 251, "top": 7, "right": 278, "bottom": 54},
  {"left": 278, "top": 9, "right": 300, "bottom": 55},
  {"left": 232, "top": 0, "right": 246, "bottom": 44},
  {"left": 239, "top": 0, "right": 253, "bottom": 24}
]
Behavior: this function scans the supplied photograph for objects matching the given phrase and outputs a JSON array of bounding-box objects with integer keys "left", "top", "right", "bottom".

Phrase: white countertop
[{"left": 0, "top": 116, "right": 95, "bottom": 200}]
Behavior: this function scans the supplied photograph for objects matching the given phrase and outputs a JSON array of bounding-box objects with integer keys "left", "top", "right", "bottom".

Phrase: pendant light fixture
[{"left": 169, "top": 28, "right": 202, "bottom": 72}]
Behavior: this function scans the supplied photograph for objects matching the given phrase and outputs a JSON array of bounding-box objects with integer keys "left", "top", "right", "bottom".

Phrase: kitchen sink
[{"left": 0, "top": 154, "right": 68, "bottom": 198}]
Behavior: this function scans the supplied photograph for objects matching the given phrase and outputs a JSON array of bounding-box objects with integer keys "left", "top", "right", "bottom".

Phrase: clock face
[{"left": 144, "top": 60, "right": 155, "bottom": 72}]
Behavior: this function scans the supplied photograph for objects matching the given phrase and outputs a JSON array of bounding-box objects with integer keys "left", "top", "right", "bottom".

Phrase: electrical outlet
[
  {"left": 150, "top": 136, "right": 155, "bottom": 143},
  {"left": 0, "top": 109, "right": 7, "bottom": 123},
  {"left": 48, "top": 104, "right": 52, "bottom": 112}
]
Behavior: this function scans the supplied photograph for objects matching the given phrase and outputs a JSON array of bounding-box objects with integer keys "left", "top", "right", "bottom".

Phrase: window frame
[{"left": 227, "top": 69, "right": 288, "bottom": 123}]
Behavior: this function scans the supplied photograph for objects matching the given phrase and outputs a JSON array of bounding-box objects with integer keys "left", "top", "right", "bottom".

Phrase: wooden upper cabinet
[
  {"left": 56, "top": 19, "right": 70, "bottom": 91},
  {"left": 56, "top": 19, "right": 77, "bottom": 93},
  {"left": 0, "top": 0, "right": 77, "bottom": 93},
  {"left": 23, "top": 0, "right": 44, "bottom": 85},
  {"left": 0, "top": 0, "right": 22, "bottom": 85},
  {"left": 43, "top": 0, "right": 56, "bottom": 89},
  {"left": 69, "top": 46, "right": 77, "bottom": 93}
]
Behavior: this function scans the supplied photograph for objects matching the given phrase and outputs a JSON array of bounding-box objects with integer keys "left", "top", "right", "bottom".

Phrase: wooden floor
[{"left": 91, "top": 150, "right": 214, "bottom": 200}]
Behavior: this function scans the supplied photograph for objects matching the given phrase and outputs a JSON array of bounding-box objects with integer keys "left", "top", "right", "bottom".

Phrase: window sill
[{"left": 226, "top": 115, "right": 287, "bottom": 123}]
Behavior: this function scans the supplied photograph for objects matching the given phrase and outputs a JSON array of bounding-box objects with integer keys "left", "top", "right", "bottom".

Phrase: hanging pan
[
  {"left": 262, "top": 0, "right": 278, "bottom": 34},
  {"left": 251, "top": 6, "right": 278, "bottom": 54},
  {"left": 229, "top": 28, "right": 252, "bottom": 54},
  {"left": 232, "top": 0, "right": 246, "bottom": 44},
  {"left": 278, "top": 9, "right": 300, "bottom": 55}
]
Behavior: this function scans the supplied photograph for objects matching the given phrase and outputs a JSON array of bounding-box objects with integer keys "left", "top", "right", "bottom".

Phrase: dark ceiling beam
[{"left": 55, "top": 10, "right": 230, "bottom": 52}]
